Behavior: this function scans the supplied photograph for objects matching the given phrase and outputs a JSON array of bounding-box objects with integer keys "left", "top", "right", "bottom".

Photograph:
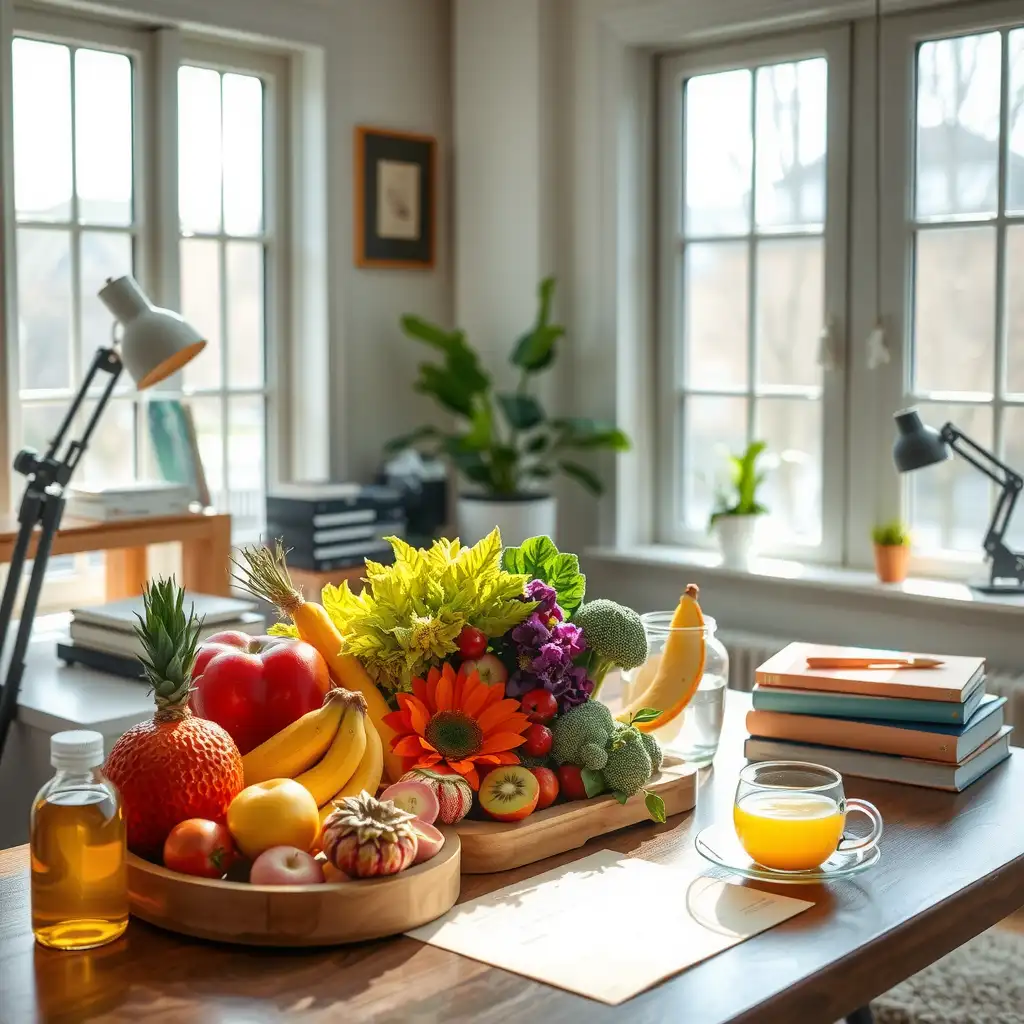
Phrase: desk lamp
[
  {"left": 0, "top": 275, "right": 206, "bottom": 760},
  {"left": 892, "top": 408, "right": 1024, "bottom": 594}
]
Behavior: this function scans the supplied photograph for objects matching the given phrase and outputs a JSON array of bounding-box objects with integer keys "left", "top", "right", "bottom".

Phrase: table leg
[
  {"left": 181, "top": 517, "right": 232, "bottom": 596},
  {"left": 105, "top": 547, "right": 148, "bottom": 601},
  {"left": 845, "top": 1008, "right": 875, "bottom": 1024}
]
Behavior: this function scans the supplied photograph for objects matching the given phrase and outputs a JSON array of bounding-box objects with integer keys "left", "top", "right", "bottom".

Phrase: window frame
[
  {"left": 657, "top": 27, "right": 850, "bottom": 564},
  {"left": 878, "top": 0, "right": 1024, "bottom": 579}
]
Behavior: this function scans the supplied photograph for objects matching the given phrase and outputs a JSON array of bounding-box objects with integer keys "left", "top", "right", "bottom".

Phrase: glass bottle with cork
[{"left": 30, "top": 729, "right": 128, "bottom": 950}]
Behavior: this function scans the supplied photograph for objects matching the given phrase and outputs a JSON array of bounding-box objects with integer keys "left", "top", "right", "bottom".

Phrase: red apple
[
  {"left": 461, "top": 653, "right": 508, "bottom": 686},
  {"left": 523, "top": 723, "right": 553, "bottom": 758},
  {"left": 530, "top": 767, "right": 559, "bottom": 809},
  {"left": 249, "top": 846, "right": 325, "bottom": 886}
]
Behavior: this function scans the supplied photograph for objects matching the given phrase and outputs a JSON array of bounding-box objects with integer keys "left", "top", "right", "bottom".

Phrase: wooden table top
[{"left": 3, "top": 691, "right": 1023, "bottom": 1024}]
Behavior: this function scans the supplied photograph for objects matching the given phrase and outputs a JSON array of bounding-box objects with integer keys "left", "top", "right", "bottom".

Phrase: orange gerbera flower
[{"left": 381, "top": 663, "right": 530, "bottom": 790}]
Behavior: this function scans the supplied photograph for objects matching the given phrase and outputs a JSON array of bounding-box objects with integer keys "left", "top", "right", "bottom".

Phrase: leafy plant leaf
[
  {"left": 581, "top": 768, "right": 607, "bottom": 798},
  {"left": 511, "top": 323, "right": 564, "bottom": 373},
  {"left": 613, "top": 791, "right": 629, "bottom": 805},
  {"left": 462, "top": 397, "right": 493, "bottom": 451},
  {"left": 629, "top": 708, "right": 662, "bottom": 725},
  {"left": 497, "top": 392, "right": 544, "bottom": 431},
  {"left": 400, "top": 315, "right": 462, "bottom": 352},
  {"left": 553, "top": 417, "right": 631, "bottom": 451},
  {"left": 500, "top": 536, "right": 586, "bottom": 616},
  {"left": 559, "top": 460, "right": 603, "bottom": 496},
  {"left": 644, "top": 791, "right": 667, "bottom": 823},
  {"left": 525, "top": 434, "right": 550, "bottom": 453}
]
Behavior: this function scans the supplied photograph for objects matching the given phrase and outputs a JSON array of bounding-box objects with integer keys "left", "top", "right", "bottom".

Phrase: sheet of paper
[{"left": 406, "top": 850, "right": 813, "bottom": 1005}]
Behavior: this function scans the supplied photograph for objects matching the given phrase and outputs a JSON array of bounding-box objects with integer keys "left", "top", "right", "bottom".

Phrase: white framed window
[{"left": 657, "top": 28, "right": 849, "bottom": 562}]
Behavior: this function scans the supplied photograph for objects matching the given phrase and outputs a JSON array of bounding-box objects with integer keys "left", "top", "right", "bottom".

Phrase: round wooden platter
[{"left": 126, "top": 829, "right": 461, "bottom": 947}]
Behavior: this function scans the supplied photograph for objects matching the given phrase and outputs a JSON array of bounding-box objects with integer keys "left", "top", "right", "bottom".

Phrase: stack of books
[
  {"left": 58, "top": 593, "right": 262, "bottom": 679},
  {"left": 745, "top": 642, "right": 1013, "bottom": 792},
  {"left": 266, "top": 483, "right": 407, "bottom": 572},
  {"left": 65, "top": 481, "right": 194, "bottom": 521}
]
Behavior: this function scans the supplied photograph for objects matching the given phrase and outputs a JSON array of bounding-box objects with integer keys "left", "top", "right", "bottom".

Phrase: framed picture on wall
[{"left": 354, "top": 126, "right": 436, "bottom": 269}]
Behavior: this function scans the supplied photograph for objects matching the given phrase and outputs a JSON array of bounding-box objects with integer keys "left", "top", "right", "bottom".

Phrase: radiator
[{"left": 719, "top": 630, "right": 1024, "bottom": 734}]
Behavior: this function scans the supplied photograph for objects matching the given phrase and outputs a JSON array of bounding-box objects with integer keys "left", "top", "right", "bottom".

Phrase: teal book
[{"left": 751, "top": 679, "right": 985, "bottom": 725}]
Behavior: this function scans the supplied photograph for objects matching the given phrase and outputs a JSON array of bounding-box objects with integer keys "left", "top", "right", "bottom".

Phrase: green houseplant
[
  {"left": 708, "top": 441, "right": 770, "bottom": 569},
  {"left": 872, "top": 520, "right": 911, "bottom": 584},
  {"left": 386, "top": 277, "right": 630, "bottom": 544}
]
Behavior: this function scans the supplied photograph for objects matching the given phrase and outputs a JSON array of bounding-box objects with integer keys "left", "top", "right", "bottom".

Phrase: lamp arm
[{"left": 941, "top": 423, "right": 1024, "bottom": 488}]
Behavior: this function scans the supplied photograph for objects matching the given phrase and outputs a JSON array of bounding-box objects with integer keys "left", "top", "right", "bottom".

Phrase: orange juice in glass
[{"left": 733, "top": 762, "right": 882, "bottom": 872}]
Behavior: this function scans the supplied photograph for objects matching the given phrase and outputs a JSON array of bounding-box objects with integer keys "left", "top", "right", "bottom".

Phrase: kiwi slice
[{"left": 478, "top": 766, "right": 540, "bottom": 822}]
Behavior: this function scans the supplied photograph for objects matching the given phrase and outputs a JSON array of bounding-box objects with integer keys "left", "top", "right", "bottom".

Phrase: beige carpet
[{"left": 872, "top": 927, "right": 1024, "bottom": 1024}]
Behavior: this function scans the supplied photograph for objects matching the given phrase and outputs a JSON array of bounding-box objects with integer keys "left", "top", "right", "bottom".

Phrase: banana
[
  {"left": 318, "top": 719, "right": 384, "bottom": 825},
  {"left": 241, "top": 689, "right": 347, "bottom": 786},
  {"left": 294, "top": 692, "right": 368, "bottom": 805}
]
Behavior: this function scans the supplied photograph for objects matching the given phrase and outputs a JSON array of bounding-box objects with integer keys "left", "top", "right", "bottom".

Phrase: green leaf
[
  {"left": 497, "top": 392, "right": 544, "bottom": 431},
  {"left": 613, "top": 791, "right": 629, "bottom": 805},
  {"left": 415, "top": 364, "right": 476, "bottom": 417},
  {"left": 581, "top": 768, "right": 607, "bottom": 798},
  {"left": 629, "top": 708, "right": 662, "bottom": 725},
  {"left": 383, "top": 425, "right": 442, "bottom": 454},
  {"left": 644, "top": 791, "right": 667, "bottom": 823},
  {"left": 525, "top": 434, "right": 550, "bottom": 454},
  {"left": 559, "top": 460, "right": 603, "bottom": 496},
  {"left": 536, "top": 276, "right": 556, "bottom": 327},
  {"left": 511, "top": 324, "right": 564, "bottom": 373},
  {"left": 463, "top": 397, "right": 493, "bottom": 451},
  {"left": 500, "top": 536, "right": 586, "bottom": 616},
  {"left": 400, "top": 315, "right": 462, "bottom": 352},
  {"left": 553, "top": 417, "right": 631, "bottom": 452}
]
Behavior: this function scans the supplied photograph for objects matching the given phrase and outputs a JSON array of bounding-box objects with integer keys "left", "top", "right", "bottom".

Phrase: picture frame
[{"left": 354, "top": 126, "right": 436, "bottom": 269}]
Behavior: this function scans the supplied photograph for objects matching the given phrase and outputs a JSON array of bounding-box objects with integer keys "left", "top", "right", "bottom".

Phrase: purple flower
[
  {"left": 507, "top": 670, "right": 535, "bottom": 698},
  {"left": 549, "top": 666, "right": 594, "bottom": 710},
  {"left": 512, "top": 613, "right": 550, "bottom": 649},
  {"left": 551, "top": 622, "right": 585, "bottom": 658},
  {"left": 525, "top": 579, "right": 558, "bottom": 615},
  {"left": 533, "top": 642, "right": 571, "bottom": 675}
]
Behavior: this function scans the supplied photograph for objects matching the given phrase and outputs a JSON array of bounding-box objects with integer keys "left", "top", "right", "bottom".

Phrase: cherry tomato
[
  {"left": 163, "top": 819, "right": 236, "bottom": 878},
  {"left": 457, "top": 626, "right": 488, "bottom": 661},
  {"left": 558, "top": 765, "right": 588, "bottom": 801},
  {"left": 521, "top": 688, "right": 558, "bottom": 724},
  {"left": 530, "top": 767, "right": 560, "bottom": 809},
  {"left": 523, "top": 724, "right": 553, "bottom": 757}
]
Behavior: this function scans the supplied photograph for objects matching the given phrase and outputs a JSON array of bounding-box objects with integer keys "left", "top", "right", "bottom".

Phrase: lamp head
[
  {"left": 892, "top": 408, "right": 950, "bottom": 473},
  {"left": 97, "top": 274, "right": 206, "bottom": 390}
]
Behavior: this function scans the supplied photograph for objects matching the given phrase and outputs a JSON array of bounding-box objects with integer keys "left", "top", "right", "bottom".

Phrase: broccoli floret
[
  {"left": 639, "top": 731, "right": 663, "bottom": 773},
  {"left": 603, "top": 725, "right": 654, "bottom": 797},
  {"left": 573, "top": 600, "right": 648, "bottom": 697},
  {"left": 550, "top": 700, "right": 615, "bottom": 767},
  {"left": 579, "top": 742, "right": 608, "bottom": 771}
]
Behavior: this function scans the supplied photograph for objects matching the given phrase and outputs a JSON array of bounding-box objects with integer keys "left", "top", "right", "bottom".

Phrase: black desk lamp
[
  {"left": 0, "top": 275, "right": 206, "bottom": 761},
  {"left": 892, "top": 408, "right": 1024, "bottom": 594}
]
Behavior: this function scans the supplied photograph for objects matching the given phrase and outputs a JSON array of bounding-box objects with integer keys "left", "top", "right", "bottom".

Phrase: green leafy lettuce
[{"left": 500, "top": 535, "right": 586, "bottom": 617}]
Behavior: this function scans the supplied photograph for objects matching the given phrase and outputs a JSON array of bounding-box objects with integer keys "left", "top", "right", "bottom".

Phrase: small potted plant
[
  {"left": 386, "top": 278, "right": 631, "bottom": 545},
  {"left": 872, "top": 521, "right": 911, "bottom": 583},
  {"left": 708, "top": 441, "right": 769, "bottom": 569}
]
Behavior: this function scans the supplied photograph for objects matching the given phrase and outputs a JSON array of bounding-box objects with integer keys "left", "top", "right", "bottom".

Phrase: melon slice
[{"left": 618, "top": 584, "right": 705, "bottom": 733}]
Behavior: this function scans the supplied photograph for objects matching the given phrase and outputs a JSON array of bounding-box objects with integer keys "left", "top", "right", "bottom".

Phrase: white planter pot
[
  {"left": 712, "top": 514, "right": 760, "bottom": 569},
  {"left": 456, "top": 494, "right": 557, "bottom": 547}
]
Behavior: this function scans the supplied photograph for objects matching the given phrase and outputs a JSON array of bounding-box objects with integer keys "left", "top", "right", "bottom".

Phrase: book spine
[
  {"left": 750, "top": 687, "right": 968, "bottom": 724},
  {"left": 754, "top": 669, "right": 962, "bottom": 702}
]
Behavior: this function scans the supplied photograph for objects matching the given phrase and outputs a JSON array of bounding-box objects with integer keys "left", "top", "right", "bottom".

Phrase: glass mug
[{"left": 733, "top": 762, "right": 883, "bottom": 872}]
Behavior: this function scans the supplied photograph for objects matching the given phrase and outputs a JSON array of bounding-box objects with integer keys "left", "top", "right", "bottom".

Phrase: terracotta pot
[{"left": 874, "top": 543, "right": 910, "bottom": 583}]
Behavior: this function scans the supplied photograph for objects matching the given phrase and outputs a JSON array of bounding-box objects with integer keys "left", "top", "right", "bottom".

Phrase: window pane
[
  {"left": 79, "top": 398, "right": 136, "bottom": 485},
  {"left": 13, "top": 39, "right": 72, "bottom": 222},
  {"left": 756, "top": 238, "right": 823, "bottom": 388},
  {"left": 17, "top": 228, "right": 72, "bottom": 391},
  {"left": 1004, "top": 226, "right": 1024, "bottom": 394},
  {"left": 684, "top": 69, "right": 751, "bottom": 237},
  {"left": 188, "top": 396, "right": 225, "bottom": 504},
  {"left": 755, "top": 59, "right": 827, "bottom": 230},
  {"left": 227, "top": 396, "right": 266, "bottom": 540},
  {"left": 80, "top": 231, "right": 133, "bottom": 373},
  {"left": 178, "top": 66, "right": 222, "bottom": 234},
  {"left": 1003, "top": 407, "right": 1024, "bottom": 552},
  {"left": 226, "top": 243, "right": 264, "bottom": 388},
  {"left": 756, "top": 398, "right": 822, "bottom": 545},
  {"left": 916, "top": 33, "right": 1001, "bottom": 221},
  {"left": 180, "top": 239, "right": 222, "bottom": 389},
  {"left": 908, "top": 402, "right": 992, "bottom": 553},
  {"left": 684, "top": 242, "right": 748, "bottom": 389},
  {"left": 21, "top": 404, "right": 65, "bottom": 457},
  {"left": 913, "top": 227, "right": 995, "bottom": 394},
  {"left": 222, "top": 74, "right": 263, "bottom": 236},
  {"left": 75, "top": 49, "right": 133, "bottom": 225},
  {"left": 682, "top": 395, "right": 748, "bottom": 531},
  {"left": 1006, "top": 29, "right": 1024, "bottom": 214}
]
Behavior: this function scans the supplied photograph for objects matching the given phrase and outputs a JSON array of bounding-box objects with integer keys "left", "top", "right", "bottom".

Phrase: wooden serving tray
[
  {"left": 127, "top": 830, "right": 461, "bottom": 947},
  {"left": 454, "top": 759, "right": 697, "bottom": 873}
]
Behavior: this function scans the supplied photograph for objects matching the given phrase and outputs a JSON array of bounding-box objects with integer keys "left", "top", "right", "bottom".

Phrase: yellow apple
[{"left": 226, "top": 778, "right": 320, "bottom": 859}]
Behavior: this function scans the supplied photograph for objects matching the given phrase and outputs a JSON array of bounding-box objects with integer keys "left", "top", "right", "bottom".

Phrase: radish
[{"left": 379, "top": 780, "right": 440, "bottom": 825}]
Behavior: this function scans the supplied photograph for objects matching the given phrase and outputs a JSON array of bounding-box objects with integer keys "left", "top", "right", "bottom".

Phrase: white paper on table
[{"left": 406, "top": 849, "right": 814, "bottom": 1005}]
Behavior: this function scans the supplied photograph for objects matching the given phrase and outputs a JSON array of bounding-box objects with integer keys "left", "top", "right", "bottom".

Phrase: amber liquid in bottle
[{"left": 31, "top": 735, "right": 129, "bottom": 951}]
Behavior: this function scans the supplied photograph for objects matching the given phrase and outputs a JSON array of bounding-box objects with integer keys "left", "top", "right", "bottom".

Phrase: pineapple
[{"left": 105, "top": 578, "right": 244, "bottom": 856}]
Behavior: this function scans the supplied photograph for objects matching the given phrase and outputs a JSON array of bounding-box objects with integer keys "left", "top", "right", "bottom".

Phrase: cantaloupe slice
[{"left": 617, "top": 584, "right": 705, "bottom": 733}]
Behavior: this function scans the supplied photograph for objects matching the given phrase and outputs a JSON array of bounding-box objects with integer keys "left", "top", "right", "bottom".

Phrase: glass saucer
[{"left": 694, "top": 823, "right": 881, "bottom": 884}]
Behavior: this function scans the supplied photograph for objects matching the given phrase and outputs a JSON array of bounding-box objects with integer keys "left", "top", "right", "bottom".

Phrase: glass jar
[{"left": 621, "top": 613, "right": 729, "bottom": 765}]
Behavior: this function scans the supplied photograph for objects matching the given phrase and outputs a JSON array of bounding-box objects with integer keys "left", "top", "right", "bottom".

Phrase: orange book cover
[{"left": 755, "top": 642, "right": 985, "bottom": 703}]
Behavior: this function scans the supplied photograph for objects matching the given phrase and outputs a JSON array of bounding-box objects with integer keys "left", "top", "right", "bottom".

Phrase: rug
[{"left": 872, "top": 928, "right": 1024, "bottom": 1024}]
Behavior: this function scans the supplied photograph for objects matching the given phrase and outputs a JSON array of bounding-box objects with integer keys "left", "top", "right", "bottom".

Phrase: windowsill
[{"left": 588, "top": 544, "right": 1024, "bottom": 620}]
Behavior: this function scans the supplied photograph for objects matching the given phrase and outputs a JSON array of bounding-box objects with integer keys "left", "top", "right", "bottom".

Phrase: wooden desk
[
  {"left": 2, "top": 693, "right": 1023, "bottom": 1024},
  {"left": 0, "top": 511, "right": 232, "bottom": 600}
]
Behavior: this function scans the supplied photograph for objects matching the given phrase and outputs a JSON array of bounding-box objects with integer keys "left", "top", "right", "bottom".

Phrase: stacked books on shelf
[
  {"left": 745, "top": 642, "right": 1013, "bottom": 792},
  {"left": 265, "top": 483, "right": 407, "bottom": 572},
  {"left": 58, "top": 593, "right": 262, "bottom": 680},
  {"left": 65, "top": 481, "right": 194, "bottom": 521}
]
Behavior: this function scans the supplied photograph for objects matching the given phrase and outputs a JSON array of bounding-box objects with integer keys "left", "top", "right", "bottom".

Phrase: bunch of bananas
[{"left": 241, "top": 687, "right": 384, "bottom": 823}]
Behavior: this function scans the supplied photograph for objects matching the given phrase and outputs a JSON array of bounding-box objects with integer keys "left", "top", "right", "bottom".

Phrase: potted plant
[
  {"left": 386, "top": 278, "right": 631, "bottom": 545},
  {"left": 708, "top": 441, "right": 769, "bottom": 569},
  {"left": 872, "top": 521, "right": 911, "bottom": 583}
]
